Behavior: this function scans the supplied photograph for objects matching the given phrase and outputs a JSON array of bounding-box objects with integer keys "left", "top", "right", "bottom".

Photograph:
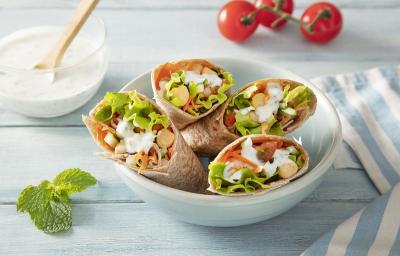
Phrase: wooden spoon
[{"left": 34, "top": 0, "right": 99, "bottom": 70}]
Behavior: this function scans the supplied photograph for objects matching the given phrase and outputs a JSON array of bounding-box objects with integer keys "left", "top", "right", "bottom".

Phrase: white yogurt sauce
[
  {"left": 224, "top": 137, "right": 296, "bottom": 180},
  {"left": 116, "top": 120, "right": 155, "bottom": 154},
  {"left": 263, "top": 149, "right": 295, "bottom": 178},
  {"left": 0, "top": 26, "right": 104, "bottom": 101},
  {"left": 255, "top": 83, "right": 284, "bottom": 122},
  {"left": 222, "top": 160, "right": 250, "bottom": 183},
  {"left": 125, "top": 132, "right": 155, "bottom": 154},
  {"left": 241, "top": 137, "right": 264, "bottom": 166},
  {"left": 116, "top": 120, "right": 135, "bottom": 139},
  {"left": 238, "top": 106, "right": 255, "bottom": 115},
  {"left": 184, "top": 71, "right": 222, "bottom": 87}
]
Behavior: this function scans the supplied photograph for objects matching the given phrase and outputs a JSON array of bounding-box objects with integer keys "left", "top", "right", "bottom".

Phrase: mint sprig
[{"left": 16, "top": 168, "right": 97, "bottom": 233}]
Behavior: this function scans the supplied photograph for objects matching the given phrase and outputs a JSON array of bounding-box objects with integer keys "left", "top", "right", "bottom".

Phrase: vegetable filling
[
  {"left": 157, "top": 63, "right": 235, "bottom": 116},
  {"left": 94, "top": 91, "right": 174, "bottom": 171},
  {"left": 208, "top": 137, "right": 306, "bottom": 194},
  {"left": 224, "top": 81, "right": 312, "bottom": 136}
]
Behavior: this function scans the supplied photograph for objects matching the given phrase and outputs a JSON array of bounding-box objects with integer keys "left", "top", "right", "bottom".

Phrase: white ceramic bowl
[{"left": 115, "top": 58, "right": 342, "bottom": 227}]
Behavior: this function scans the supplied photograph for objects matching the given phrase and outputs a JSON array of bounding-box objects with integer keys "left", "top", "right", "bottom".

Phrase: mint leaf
[
  {"left": 33, "top": 199, "right": 72, "bottom": 233},
  {"left": 53, "top": 168, "right": 97, "bottom": 194},
  {"left": 16, "top": 169, "right": 96, "bottom": 233}
]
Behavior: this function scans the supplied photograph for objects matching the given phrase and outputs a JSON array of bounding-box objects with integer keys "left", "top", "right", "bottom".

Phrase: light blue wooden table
[{"left": 1, "top": 0, "right": 397, "bottom": 255}]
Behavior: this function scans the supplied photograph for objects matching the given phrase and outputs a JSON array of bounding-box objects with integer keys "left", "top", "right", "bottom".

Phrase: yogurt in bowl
[{"left": 0, "top": 16, "right": 107, "bottom": 117}]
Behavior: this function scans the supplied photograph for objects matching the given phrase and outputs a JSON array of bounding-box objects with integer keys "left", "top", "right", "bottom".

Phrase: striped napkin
[{"left": 303, "top": 66, "right": 400, "bottom": 256}]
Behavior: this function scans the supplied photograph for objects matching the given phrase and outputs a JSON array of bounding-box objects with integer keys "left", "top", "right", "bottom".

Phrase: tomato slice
[
  {"left": 255, "top": 141, "right": 278, "bottom": 162},
  {"left": 224, "top": 111, "right": 236, "bottom": 128},
  {"left": 155, "top": 63, "right": 177, "bottom": 90}
]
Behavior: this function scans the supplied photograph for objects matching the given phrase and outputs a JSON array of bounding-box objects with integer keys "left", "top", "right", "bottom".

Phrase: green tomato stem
[{"left": 241, "top": 4, "right": 332, "bottom": 33}]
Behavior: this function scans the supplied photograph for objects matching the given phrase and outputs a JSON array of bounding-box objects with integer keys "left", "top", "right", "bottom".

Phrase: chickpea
[
  {"left": 251, "top": 93, "right": 267, "bottom": 107},
  {"left": 190, "top": 63, "right": 203, "bottom": 73},
  {"left": 202, "top": 67, "right": 218, "bottom": 75},
  {"left": 115, "top": 140, "right": 127, "bottom": 154},
  {"left": 104, "top": 132, "right": 119, "bottom": 148},
  {"left": 170, "top": 86, "right": 190, "bottom": 106},
  {"left": 278, "top": 161, "right": 298, "bottom": 179},
  {"left": 156, "top": 128, "right": 175, "bottom": 148}
]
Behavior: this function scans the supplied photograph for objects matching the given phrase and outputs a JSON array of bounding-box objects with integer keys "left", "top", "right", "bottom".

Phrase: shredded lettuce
[
  {"left": 288, "top": 150, "right": 305, "bottom": 169},
  {"left": 234, "top": 112, "right": 260, "bottom": 136},
  {"left": 95, "top": 92, "right": 130, "bottom": 121},
  {"left": 164, "top": 70, "right": 234, "bottom": 115},
  {"left": 229, "top": 85, "right": 257, "bottom": 109},
  {"left": 283, "top": 86, "right": 311, "bottom": 107},
  {"left": 188, "top": 82, "right": 198, "bottom": 97},
  {"left": 94, "top": 91, "right": 170, "bottom": 132},
  {"left": 208, "top": 163, "right": 271, "bottom": 194}
]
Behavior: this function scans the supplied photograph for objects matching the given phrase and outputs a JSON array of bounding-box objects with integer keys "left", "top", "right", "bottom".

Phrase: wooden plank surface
[
  {"left": 0, "top": 201, "right": 366, "bottom": 256},
  {"left": 0, "top": 0, "right": 397, "bottom": 255},
  {"left": 2, "top": 0, "right": 399, "bottom": 9}
]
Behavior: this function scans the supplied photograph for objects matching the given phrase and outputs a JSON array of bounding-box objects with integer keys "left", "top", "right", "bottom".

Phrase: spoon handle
[{"left": 35, "top": 0, "right": 99, "bottom": 70}]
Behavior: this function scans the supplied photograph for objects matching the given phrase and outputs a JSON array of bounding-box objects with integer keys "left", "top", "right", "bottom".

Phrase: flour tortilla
[
  {"left": 181, "top": 78, "right": 317, "bottom": 156},
  {"left": 83, "top": 91, "right": 208, "bottom": 194},
  {"left": 151, "top": 59, "right": 230, "bottom": 129},
  {"left": 207, "top": 134, "right": 310, "bottom": 196}
]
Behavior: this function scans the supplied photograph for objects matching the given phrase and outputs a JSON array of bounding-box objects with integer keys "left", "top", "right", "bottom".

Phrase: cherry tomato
[
  {"left": 300, "top": 2, "right": 342, "bottom": 44},
  {"left": 217, "top": 1, "right": 259, "bottom": 42},
  {"left": 254, "top": 0, "right": 294, "bottom": 29}
]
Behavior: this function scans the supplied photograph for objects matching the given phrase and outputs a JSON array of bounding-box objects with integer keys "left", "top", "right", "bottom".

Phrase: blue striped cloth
[{"left": 303, "top": 66, "right": 400, "bottom": 256}]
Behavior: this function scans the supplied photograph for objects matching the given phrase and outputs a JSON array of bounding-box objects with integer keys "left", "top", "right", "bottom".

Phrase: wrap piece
[
  {"left": 181, "top": 79, "right": 317, "bottom": 155},
  {"left": 151, "top": 59, "right": 235, "bottom": 129},
  {"left": 83, "top": 90, "right": 208, "bottom": 193},
  {"left": 208, "top": 135, "right": 309, "bottom": 196}
]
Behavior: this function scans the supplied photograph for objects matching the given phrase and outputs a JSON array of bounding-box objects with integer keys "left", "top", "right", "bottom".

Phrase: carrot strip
[
  {"left": 190, "top": 97, "right": 197, "bottom": 108},
  {"left": 220, "top": 149, "right": 241, "bottom": 162},
  {"left": 233, "top": 155, "right": 259, "bottom": 169},
  {"left": 183, "top": 95, "right": 192, "bottom": 111}
]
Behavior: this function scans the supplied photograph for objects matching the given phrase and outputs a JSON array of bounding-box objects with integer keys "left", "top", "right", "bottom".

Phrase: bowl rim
[{"left": 116, "top": 57, "right": 342, "bottom": 206}]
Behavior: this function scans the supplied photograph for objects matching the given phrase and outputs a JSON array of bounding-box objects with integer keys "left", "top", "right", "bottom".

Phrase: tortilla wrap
[
  {"left": 151, "top": 59, "right": 231, "bottom": 129},
  {"left": 83, "top": 91, "right": 208, "bottom": 194},
  {"left": 208, "top": 134, "right": 310, "bottom": 196},
  {"left": 181, "top": 78, "right": 317, "bottom": 156}
]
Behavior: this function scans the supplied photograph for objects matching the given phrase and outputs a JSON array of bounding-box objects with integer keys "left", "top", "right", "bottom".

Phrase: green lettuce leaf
[
  {"left": 148, "top": 112, "right": 169, "bottom": 129},
  {"left": 283, "top": 86, "right": 311, "bottom": 107},
  {"left": 94, "top": 92, "right": 130, "bottom": 121},
  {"left": 188, "top": 81, "right": 198, "bottom": 97},
  {"left": 234, "top": 112, "right": 260, "bottom": 136},
  {"left": 229, "top": 85, "right": 257, "bottom": 109},
  {"left": 94, "top": 91, "right": 170, "bottom": 132},
  {"left": 208, "top": 163, "right": 271, "bottom": 194}
]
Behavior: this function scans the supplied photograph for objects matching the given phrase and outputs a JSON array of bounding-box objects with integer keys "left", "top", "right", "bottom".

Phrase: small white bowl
[
  {"left": 0, "top": 14, "right": 107, "bottom": 118},
  {"left": 115, "top": 58, "right": 342, "bottom": 227}
]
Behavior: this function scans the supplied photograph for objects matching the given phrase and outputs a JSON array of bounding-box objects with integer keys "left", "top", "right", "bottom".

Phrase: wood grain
[
  {"left": 1, "top": 0, "right": 399, "bottom": 9},
  {"left": 0, "top": 0, "right": 396, "bottom": 255},
  {"left": 0, "top": 201, "right": 367, "bottom": 256}
]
